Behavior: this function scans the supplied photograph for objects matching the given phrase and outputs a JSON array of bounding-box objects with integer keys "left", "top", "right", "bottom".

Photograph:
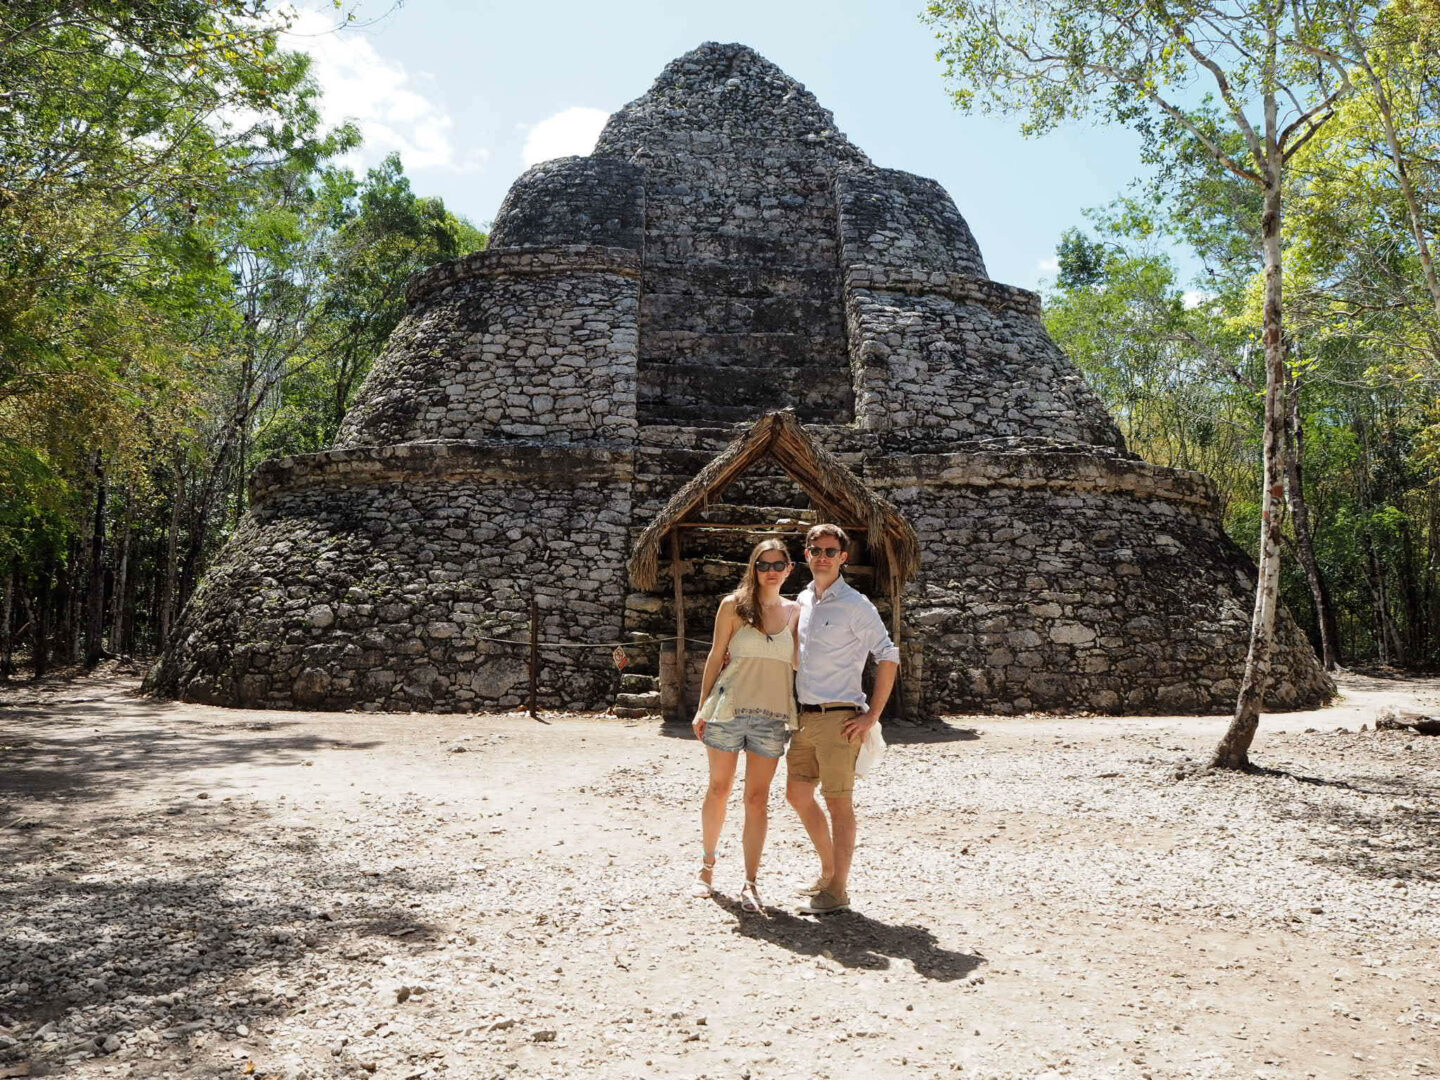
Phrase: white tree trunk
[{"left": 1213, "top": 161, "right": 1288, "bottom": 770}]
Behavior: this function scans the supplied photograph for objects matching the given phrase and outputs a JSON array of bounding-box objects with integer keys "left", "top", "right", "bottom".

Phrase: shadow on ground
[
  {"left": 0, "top": 803, "right": 445, "bottom": 1068},
  {"left": 0, "top": 700, "right": 377, "bottom": 807},
  {"left": 710, "top": 894, "right": 984, "bottom": 981},
  {"left": 656, "top": 719, "right": 979, "bottom": 745},
  {"left": 1267, "top": 779, "right": 1440, "bottom": 884}
]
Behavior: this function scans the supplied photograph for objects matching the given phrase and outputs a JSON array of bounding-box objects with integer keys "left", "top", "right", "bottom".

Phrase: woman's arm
[{"left": 694, "top": 597, "right": 740, "bottom": 734}]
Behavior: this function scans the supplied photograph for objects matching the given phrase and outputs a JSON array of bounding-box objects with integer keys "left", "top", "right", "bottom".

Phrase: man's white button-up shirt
[{"left": 795, "top": 577, "right": 900, "bottom": 711}]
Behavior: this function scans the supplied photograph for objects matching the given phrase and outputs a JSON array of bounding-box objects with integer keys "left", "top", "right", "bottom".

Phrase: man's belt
[{"left": 799, "top": 702, "right": 858, "bottom": 714}]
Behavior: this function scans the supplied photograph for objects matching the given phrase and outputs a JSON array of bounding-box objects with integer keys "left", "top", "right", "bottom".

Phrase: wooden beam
[
  {"left": 671, "top": 530, "right": 686, "bottom": 716},
  {"left": 675, "top": 521, "right": 868, "bottom": 533},
  {"left": 528, "top": 584, "right": 539, "bottom": 720},
  {"left": 888, "top": 551, "right": 903, "bottom": 650},
  {"left": 888, "top": 556, "right": 903, "bottom": 721}
]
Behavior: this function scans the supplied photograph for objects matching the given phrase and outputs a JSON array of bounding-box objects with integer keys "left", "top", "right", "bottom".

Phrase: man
[{"left": 786, "top": 522, "right": 899, "bottom": 914}]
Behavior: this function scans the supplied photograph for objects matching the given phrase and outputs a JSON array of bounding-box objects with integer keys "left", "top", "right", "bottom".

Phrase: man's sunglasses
[
  {"left": 755, "top": 559, "right": 791, "bottom": 573},
  {"left": 806, "top": 545, "right": 843, "bottom": 558}
]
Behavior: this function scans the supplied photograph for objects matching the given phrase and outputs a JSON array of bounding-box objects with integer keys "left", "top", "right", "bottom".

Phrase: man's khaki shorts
[{"left": 787, "top": 706, "right": 861, "bottom": 798}]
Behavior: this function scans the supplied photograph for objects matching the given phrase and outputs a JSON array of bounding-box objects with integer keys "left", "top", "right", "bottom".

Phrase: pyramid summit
[
  {"left": 147, "top": 44, "right": 1332, "bottom": 718},
  {"left": 595, "top": 41, "right": 867, "bottom": 155}
]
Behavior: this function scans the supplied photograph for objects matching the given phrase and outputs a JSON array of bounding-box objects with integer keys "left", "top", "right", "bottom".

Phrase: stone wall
[
  {"left": 145, "top": 444, "right": 634, "bottom": 713},
  {"left": 596, "top": 42, "right": 866, "bottom": 427},
  {"left": 842, "top": 272, "right": 1125, "bottom": 453},
  {"left": 488, "top": 157, "right": 645, "bottom": 251},
  {"left": 867, "top": 451, "right": 1334, "bottom": 714},
  {"left": 835, "top": 167, "right": 987, "bottom": 279},
  {"left": 335, "top": 247, "right": 641, "bottom": 449}
]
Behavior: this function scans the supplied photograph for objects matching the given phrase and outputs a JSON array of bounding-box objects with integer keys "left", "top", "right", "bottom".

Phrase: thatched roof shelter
[{"left": 628, "top": 411, "right": 921, "bottom": 592}]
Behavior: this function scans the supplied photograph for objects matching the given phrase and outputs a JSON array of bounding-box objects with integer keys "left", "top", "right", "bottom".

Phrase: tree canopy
[{"left": 0, "top": 1, "right": 484, "bottom": 673}]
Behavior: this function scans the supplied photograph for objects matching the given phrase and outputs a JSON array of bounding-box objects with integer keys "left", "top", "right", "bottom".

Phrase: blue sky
[{"left": 284, "top": 0, "right": 1160, "bottom": 291}]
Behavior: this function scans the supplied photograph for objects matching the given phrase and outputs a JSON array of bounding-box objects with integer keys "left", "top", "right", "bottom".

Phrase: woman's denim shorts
[{"left": 702, "top": 713, "right": 791, "bottom": 759}]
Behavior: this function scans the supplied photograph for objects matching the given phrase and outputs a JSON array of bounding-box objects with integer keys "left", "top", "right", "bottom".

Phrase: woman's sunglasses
[{"left": 755, "top": 559, "right": 791, "bottom": 573}]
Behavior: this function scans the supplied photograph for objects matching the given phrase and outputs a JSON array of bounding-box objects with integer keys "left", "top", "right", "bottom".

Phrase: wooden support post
[
  {"left": 671, "top": 530, "right": 686, "bottom": 716},
  {"left": 528, "top": 584, "right": 539, "bottom": 720},
  {"left": 890, "top": 574, "right": 903, "bottom": 650},
  {"left": 888, "top": 560, "right": 904, "bottom": 720}
]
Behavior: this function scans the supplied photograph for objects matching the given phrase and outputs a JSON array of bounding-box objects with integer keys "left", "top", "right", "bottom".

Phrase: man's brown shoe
[
  {"left": 802, "top": 888, "right": 850, "bottom": 914},
  {"left": 796, "top": 876, "right": 831, "bottom": 898}
]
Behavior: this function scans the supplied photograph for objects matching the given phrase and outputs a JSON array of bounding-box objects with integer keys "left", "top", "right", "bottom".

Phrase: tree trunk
[
  {"left": 1, "top": 562, "right": 13, "bottom": 680},
  {"left": 33, "top": 552, "right": 51, "bottom": 678},
  {"left": 1360, "top": 539, "right": 1400, "bottom": 664},
  {"left": 1399, "top": 518, "right": 1423, "bottom": 663},
  {"left": 85, "top": 450, "right": 107, "bottom": 667},
  {"left": 1427, "top": 484, "right": 1439, "bottom": 666},
  {"left": 1368, "top": 542, "right": 1407, "bottom": 665},
  {"left": 60, "top": 535, "right": 82, "bottom": 665},
  {"left": 178, "top": 448, "right": 232, "bottom": 618},
  {"left": 160, "top": 450, "right": 185, "bottom": 645},
  {"left": 109, "top": 489, "right": 132, "bottom": 655},
  {"left": 1282, "top": 374, "right": 1340, "bottom": 669},
  {"left": 1212, "top": 164, "right": 1287, "bottom": 772}
]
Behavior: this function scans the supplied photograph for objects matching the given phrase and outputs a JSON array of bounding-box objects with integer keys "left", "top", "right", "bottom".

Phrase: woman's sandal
[
  {"left": 740, "top": 880, "right": 768, "bottom": 917},
  {"left": 690, "top": 853, "right": 717, "bottom": 898}
]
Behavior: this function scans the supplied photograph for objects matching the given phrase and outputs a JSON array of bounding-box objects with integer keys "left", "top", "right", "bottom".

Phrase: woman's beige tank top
[{"left": 695, "top": 623, "right": 798, "bottom": 730}]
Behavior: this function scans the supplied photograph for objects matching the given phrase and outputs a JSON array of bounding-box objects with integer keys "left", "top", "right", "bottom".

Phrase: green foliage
[
  {"left": 249, "top": 154, "right": 485, "bottom": 460},
  {"left": 924, "top": 0, "right": 1352, "bottom": 174},
  {"left": 238, "top": 153, "right": 485, "bottom": 463},
  {"left": 0, "top": 2, "right": 486, "bottom": 664},
  {"left": 1055, "top": 228, "right": 1107, "bottom": 289},
  {"left": 930, "top": 0, "right": 1440, "bottom": 670},
  {"left": 1044, "top": 228, "right": 1257, "bottom": 485}
]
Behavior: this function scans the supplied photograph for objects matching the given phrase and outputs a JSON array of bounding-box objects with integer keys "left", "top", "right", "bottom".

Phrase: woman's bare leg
[
  {"left": 741, "top": 751, "right": 781, "bottom": 883},
  {"left": 701, "top": 746, "right": 739, "bottom": 882}
]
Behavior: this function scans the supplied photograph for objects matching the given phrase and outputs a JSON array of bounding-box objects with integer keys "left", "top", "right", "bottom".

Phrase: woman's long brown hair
[{"left": 730, "top": 538, "right": 791, "bottom": 631}]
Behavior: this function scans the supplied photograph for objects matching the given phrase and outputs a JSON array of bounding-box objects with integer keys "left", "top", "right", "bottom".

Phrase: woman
[{"left": 691, "top": 537, "right": 800, "bottom": 913}]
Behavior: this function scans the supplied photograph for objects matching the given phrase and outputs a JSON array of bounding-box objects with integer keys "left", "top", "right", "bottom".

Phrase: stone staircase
[{"left": 635, "top": 155, "right": 854, "bottom": 427}]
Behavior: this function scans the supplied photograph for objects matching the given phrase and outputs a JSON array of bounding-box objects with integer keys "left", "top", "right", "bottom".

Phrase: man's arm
[
  {"left": 842, "top": 660, "right": 898, "bottom": 741},
  {"left": 842, "top": 599, "right": 900, "bottom": 741}
]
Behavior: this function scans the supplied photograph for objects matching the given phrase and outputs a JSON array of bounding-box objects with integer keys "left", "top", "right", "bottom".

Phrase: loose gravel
[{"left": 1, "top": 669, "right": 1437, "bottom": 1080}]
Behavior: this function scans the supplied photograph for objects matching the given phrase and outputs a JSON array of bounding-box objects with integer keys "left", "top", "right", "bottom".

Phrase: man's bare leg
[
  {"left": 786, "top": 778, "right": 835, "bottom": 884},
  {"left": 825, "top": 794, "right": 856, "bottom": 896}
]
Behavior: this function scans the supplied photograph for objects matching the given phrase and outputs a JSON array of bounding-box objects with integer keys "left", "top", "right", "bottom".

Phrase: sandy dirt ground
[{"left": 1, "top": 666, "right": 1438, "bottom": 1080}]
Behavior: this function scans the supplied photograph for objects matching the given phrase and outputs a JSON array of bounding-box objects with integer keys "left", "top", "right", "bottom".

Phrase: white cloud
[
  {"left": 521, "top": 107, "right": 609, "bottom": 168},
  {"left": 280, "top": 7, "right": 486, "bottom": 174},
  {"left": 1037, "top": 256, "right": 1060, "bottom": 275},
  {"left": 1182, "top": 290, "right": 1214, "bottom": 309}
]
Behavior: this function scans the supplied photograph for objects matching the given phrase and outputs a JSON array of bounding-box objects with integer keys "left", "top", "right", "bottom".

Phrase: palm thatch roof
[{"left": 628, "top": 411, "right": 921, "bottom": 591}]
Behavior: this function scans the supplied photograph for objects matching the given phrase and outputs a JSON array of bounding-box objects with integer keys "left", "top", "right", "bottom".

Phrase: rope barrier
[{"left": 471, "top": 634, "right": 713, "bottom": 649}]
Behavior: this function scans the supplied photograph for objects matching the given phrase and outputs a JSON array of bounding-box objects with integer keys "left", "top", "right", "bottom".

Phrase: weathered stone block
[
  {"left": 1049, "top": 623, "right": 1097, "bottom": 645},
  {"left": 293, "top": 668, "right": 332, "bottom": 706}
]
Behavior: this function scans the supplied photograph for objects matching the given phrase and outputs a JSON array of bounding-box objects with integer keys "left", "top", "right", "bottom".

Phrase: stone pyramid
[{"left": 148, "top": 42, "right": 1333, "bottom": 717}]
